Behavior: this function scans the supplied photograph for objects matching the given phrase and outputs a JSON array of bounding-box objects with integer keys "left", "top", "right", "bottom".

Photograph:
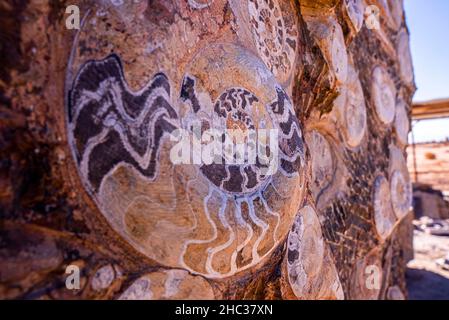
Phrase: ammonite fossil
[
  {"left": 372, "top": 66, "right": 396, "bottom": 125},
  {"left": 91, "top": 264, "right": 120, "bottom": 292},
  {"left": 335, "top": 60, "right": 367, "bottom": 148},
  {"left": 343, "top": 0, "right": 364, "bottom": 33},
  {"left": 234, "top": 0, "right": 299, "bottom": 85},
  {"left": 67, "top": 43, "right": 306, "bottom": 278},
  {"left": 386, "top": 0, "right": 404, "bottom": 31},
  {"left": 188, "top": 0, "right": 214, "bottom": 9},
  {"left": 397, "top": 29, "right": 414, "bottom": 85},
  {"left": 386, "top": 285, "right": 406, "bottom": 300},
  {"left": 118, "top": 269, "right": 215, "bottom": 300},
  {"left": 303, "top": 15, "right": 349, "bottom": 86},
  {"left": 389, "top": 145, "right": 412, "bottom": 220},
  {"left": 373, "top": 175, "right": 396, "bottom": 241},
  {"left": 282, "top": 206, "right": 344, "bottom": 300},
  {"left": 394, "top": 98, "right": 410, "bottom": 146},
  {"left": 305, "top": 130, "right": 335, "bottom": 199}
]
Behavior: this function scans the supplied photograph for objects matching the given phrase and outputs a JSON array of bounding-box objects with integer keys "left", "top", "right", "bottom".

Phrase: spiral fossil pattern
[
  {"left": 246, "top": 0, "right": 298, "bottom": 84},
  {"left": 67, "top": 44, "right": 306, "bottom": 278},
  {"left": 0, "top": 0, "right": 415, "bottom": 301}
]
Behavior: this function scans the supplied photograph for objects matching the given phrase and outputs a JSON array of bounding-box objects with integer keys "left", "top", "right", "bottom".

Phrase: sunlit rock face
[{"left": 0, "top": 0, "right": 414, "bottom": 300}]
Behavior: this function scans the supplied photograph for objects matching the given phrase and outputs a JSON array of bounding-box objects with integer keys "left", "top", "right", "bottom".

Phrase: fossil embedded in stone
[
  {"left": 67, "top": 44, "right": 307, "bottom": 279},
  {"left": 394, "top": 98, "right": 410, "bottom": 146},
  {"left": 343, "top": 0, "right": 364, "bottom": 33},
  {"left": 386, "top": 285, "right": 406, "bottom": 300},
  {"left": 336, "top": 60, "right": 367, "bottom": 148},
  {"left": 284, "top": 205, "right": 343, "bottom": 300},
  {"left": 245, "top": 0, "right": 299, "bottom": 85},
  {"left": 118, "top": 269, "right": 214, "bottom": 300},
  {"left": 373, "top": 175, "right": 397, "bottom": 241},
  {"left": 306, "top": 130, "right": 335, "bottom": 198},
  {"left": 372, "top": 66, "right": 396, "bottom": 125},
  {"left": 397, "top": 29, "right": 414, "bottom": 85},
  {"left": 390, "top": 170, "right": 412, "bottom": 220}
]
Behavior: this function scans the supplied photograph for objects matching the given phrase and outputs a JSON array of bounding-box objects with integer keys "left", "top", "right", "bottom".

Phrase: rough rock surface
[{"left": 0, "top": 0, "right": 414, "bottom": 299}]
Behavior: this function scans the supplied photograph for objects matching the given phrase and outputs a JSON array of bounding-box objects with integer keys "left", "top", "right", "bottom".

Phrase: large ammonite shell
[
  {"left": 245, "top": 0, "right": 299, "bottom": 85},
  {"left": 67, "top": 43, "right": 306, "bottom": 278},
  {"left": 282, "top": 206, "right": 344, "bottom": 300}
]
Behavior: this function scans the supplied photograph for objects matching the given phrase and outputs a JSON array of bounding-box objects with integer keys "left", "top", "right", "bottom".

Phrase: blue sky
[{"left": 404, "top": 0, "right": 449, "bottom": 143}]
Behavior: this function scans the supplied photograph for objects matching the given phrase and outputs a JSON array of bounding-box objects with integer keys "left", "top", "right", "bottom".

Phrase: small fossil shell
[
  {"left": 118, "top": 269, "right": 214, "bottom": 300},
  {"left": 373, "top": 175, "right": 397, "bottom": 241},
  {"left": 394, "top": 98, "right": 410, "bottom": 146},
  {"left": 386, "top": 285, "right": 405, "bottom": 300},
  {"left": 188, "top": 0, "right": 213, "bottom": 10},
  {"left": 91, "top": 264, "right": 116, "bottom": 291},
  {"left": 343, "top": 0, "right": 364, "bottom": 33},
  {"left": 335, "top": 60, "right": 367, "bottom": 148},
  {"left": 389, "top": 145, "right": 412, "bottom": 220},
  {"left": 306, "top": 130, "right": 335, "bottom": 198},
  {"left": 284, "top": 206, "right": 344, "bottom": 300},
  {"left": 303, "top": 15, "right": 349, "bottom": 85},
  {"left": 386, "top": 0, "right": 404, "bottom": 31},
  {"left": 397, "top": 29, "right": 414, "bottom": 85},
  {"left": 231, "top": 0, "right": 299, "bottom": 86},
  {"left": 372, "top": 66, "right": 396, "bottom": 125},
  {"left": 390, "top": 170, "right": 412, "bottom": 220}
]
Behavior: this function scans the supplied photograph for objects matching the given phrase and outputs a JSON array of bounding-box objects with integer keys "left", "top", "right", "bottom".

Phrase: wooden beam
[{"left": 412, "top": 98, "right": 449, "bottom": 120}]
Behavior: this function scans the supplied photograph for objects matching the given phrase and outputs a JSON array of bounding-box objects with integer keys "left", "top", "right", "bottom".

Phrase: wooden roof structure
[{"left": 412, "top": 98, "right": 449, "bottom": 120}]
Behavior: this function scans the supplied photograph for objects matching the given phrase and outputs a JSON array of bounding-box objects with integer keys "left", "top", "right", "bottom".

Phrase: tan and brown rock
[{"left": 0, "top": 0, "right": 415, "bottom": 300}]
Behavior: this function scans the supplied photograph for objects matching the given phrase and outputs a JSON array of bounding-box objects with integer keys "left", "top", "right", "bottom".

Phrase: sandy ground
[{"left": 406, "top": 229, "right": 449, "bottom": 300}]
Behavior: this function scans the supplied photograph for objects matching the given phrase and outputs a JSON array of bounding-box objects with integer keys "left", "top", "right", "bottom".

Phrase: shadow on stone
[{"left": 406, "top": 268, "right": 449, "bottom": 300}]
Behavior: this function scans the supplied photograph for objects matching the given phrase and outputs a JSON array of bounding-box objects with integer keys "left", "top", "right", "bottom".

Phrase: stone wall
[{"left": 0, "top": 0, "right": 415, "bottom": 300}]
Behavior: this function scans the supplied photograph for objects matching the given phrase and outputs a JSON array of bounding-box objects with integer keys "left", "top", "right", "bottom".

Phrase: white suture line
[
  {"left": 180, "top": 188, "right": 218, "bottom": 272},
  {"left": 260, "top": 190, "right": 281, "bottom": 242},
  {"left": 206, "top": 192, "right": 236, "bottom": 275},
  {"left": 233, "top": 198, "right": 254, "bottom": 267},
  {"left": 248, "top": 197, "right": 268, "bottom": 262}
]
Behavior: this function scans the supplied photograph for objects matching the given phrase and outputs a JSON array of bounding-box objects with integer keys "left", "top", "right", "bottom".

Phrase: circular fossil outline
[
  {"left": 342, "top": 63, "right": 367, "bottom": 148},
  {"left": 394, "top": 98, "right": 410, "bottom": 145},
  {"left": 372, "top": 66, "right": 396, "bottom": 125},
  {"left": 344, "top": 0, "right": 364, "bottom": 33},
  {"left": 373, "top": 175, "right": 397, "bottom": 241},
  {"left": 386, "top": 285, "right": 405, "bottom": 300},
  {"left": 118, "top": 269, "right": 215, "bottom": 300},
  {"left": 397, "top": 29, "right": 414, "bottom": 85},
  {"left": 305, "top": 130, "right": 335, "bottom": 199},
  {"left": 285, "top": 206, "right": 344, "bottom": 300},
  {"left": 66, "top": 41, "right": 307, "bottom": 279},
  {"left": 390, "top": 170, "right": 412, "bottom": 220},
  {"left": 247, "top": 0, "right": 299, "bottom": 84}
]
